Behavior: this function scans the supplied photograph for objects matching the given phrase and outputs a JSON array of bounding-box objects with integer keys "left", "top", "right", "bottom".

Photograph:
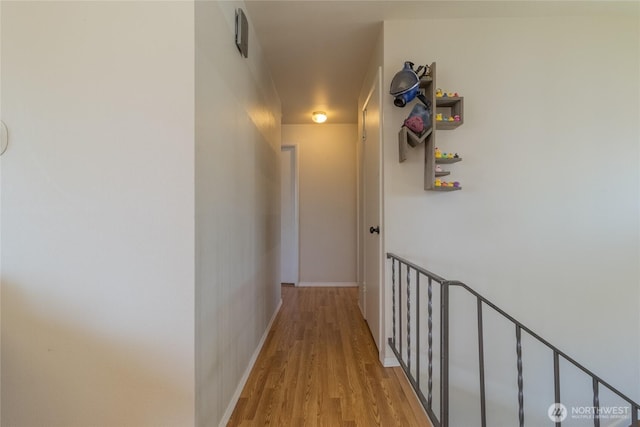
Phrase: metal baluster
[
  {"left": 477, "top": 298, "right": 486, "bottom": 427},
  {"left": 392, "top": 259, "right": 396, "bottom": 346},
  {"left": 554, "top": 351, "right": 561, "bottom": 427},
  {"left": 516, "top": 325, "right": 524, "bottom": 427},
  {"left": 416, "top": 273, "right": 420, "bottom": 389},
  {"left": 592, "top": 378, "right": 600, "bottom": 427},
  {"left": 407, "top": 266, "right": 411, "bottom": 371},
  {"left": 441, "top": 283, "right": 450, "bottom": 427},
  {"left": 428, "top": 277, "right": 433, "bottom": 409},
  {"left": 399, "top": 263, "right": 403, "bottom": 360}
]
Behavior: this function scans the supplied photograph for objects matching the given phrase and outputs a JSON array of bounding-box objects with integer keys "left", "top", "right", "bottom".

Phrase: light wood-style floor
[{"left": 227, "top": 286, "right": 432, "bottom": 426}]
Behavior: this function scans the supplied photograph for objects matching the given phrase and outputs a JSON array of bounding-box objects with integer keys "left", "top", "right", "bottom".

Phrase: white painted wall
[
  {"left": 0, "top": 2, "right": 4, "bottom": 422},
  {"left": 195, "top": 2, "right": 282, "bottom": 426},
  {"left": 382, "top": 13, "right": 639, "bottom": 422},
  {"left": 1, "top": 2, "right": 195, "bottom": 426},
  {"left": 282, "top": 124, "right": 357, "bottom": 284}
]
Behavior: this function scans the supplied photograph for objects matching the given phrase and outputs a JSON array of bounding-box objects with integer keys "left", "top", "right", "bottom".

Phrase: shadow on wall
[{"left": 1, "top": 282, "right": 192, "bottom": 427}]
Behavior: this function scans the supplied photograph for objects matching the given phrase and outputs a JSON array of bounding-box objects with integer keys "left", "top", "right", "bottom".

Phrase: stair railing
[{"left": 387, "top": 252, "right": 640, "bottom": 427}]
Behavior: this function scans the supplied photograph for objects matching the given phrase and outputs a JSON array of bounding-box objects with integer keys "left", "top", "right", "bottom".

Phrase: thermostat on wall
[{"left": 235, "top": 8, "right": 248, "bottom": 58}]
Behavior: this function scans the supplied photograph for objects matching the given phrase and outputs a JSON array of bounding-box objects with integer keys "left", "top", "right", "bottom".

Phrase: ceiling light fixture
[{"left": 312, "top": 111, "right": 327, "bottom": 124}]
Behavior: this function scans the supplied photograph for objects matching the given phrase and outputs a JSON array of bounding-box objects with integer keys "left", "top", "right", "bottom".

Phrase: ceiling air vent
[{"left": 235, "top": 8, "right": 248, "bottom": 58}]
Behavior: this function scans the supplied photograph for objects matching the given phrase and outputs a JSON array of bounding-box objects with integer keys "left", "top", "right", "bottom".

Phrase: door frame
[
  {"left": 281, "top": 144, "right": 300, "bottom": 286},
  {"left": 358, "top": 67, "right": 385, "bottom": 361}
]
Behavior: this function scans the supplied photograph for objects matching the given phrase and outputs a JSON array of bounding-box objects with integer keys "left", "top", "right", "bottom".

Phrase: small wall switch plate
[{"left": 0, "top": 121, "right": 8, "bottom": 155}]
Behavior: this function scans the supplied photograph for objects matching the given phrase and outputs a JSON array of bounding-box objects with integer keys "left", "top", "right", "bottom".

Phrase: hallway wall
[
  {"left": 1, "top": 2, "right": 282, "bottom": 425},
  {"left": 0, "top": 2, "right": 4, "bottom": 422},
  {"left": 195, "top": 2, "right": 282, "bottom": 426},
  {"left": 282, "top": 124, "right": 357, "bottom": 285},
  {"left": 1, "top": 2, "right": 195, "bottom": 425},
  {"left": 382, "top": 13, "right": 639, "bottom": 422}
]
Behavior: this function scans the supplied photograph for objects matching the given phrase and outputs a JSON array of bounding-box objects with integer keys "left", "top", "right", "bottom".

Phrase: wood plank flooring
[{"left": 227, "top": 286, "right": 432, "bottom": 426}]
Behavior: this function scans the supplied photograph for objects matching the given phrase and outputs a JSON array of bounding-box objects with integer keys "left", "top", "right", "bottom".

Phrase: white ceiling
[{"left": 244, "top": 0, "right": 637, "bottom": 124}]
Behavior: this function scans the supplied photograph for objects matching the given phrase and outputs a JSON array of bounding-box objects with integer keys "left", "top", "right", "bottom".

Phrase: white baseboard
[
  {"left": 383, "top": 355, "right": 400, "bottom": 367},
  {"left": 382, "top": 344, "right": 400, "bottom": 367},
  {"left": 218, "top": 298, "right": 283, "bottom": 427},
  {"left": 297, "top": 281, "right": 358, "bottom": 288}
]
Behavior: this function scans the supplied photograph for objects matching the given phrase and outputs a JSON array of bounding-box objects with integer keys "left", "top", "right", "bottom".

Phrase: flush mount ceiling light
[{"left": 312, "top": 111, "right": 327, "bottom": 124}]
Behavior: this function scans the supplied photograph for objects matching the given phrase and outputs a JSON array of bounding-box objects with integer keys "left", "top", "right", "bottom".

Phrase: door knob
[{"left": 369, "top": 226, "right": 380, "bottom": 234}]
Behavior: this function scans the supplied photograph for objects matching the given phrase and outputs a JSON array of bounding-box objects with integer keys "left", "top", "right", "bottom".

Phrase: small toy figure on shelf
[
  {"left": 441, "top": 181, "right": 448, "bottom": 187},
  {"left": 447, "top": 92, "right": 454, "bottom": 97},
  {"left": 453, "top": 181, "right": 460, "bottom": 188},
  {"left": 448, "top": 182, "right": 454, "bottom": 187},
  {"left": 434, "top": 179, "right": 442, "bottom": 187},
  {"left": 435, "top": 165, "right": 443, "bottom": 172},
  {"left": 454, "top": 153, "right": 460, "bottom": 158},
  {"left": 448, "top": 116, "right": 454, "bottom": 122},
  {"left": 454, "top": 92, "right": 459, "bottom": 97},
  {"left": 447, "top": 153, "right": 454, "bottom": 159},
  {"left": 435, "top": 148, "right": 442, "bottom": 158},
  {"left": 454, "top": 115, "right": 461, "bottom": 121},
  {"left": 436, "top": 113, "right": 443, "bottom": 121},
  {"left": 435, "top": 88, "right": 443, "bottom": 98}
]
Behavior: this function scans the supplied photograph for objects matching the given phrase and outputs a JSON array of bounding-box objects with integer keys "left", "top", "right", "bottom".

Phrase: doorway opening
[{"left": 280, "top": 145, "right": 299, "bottom": 286}]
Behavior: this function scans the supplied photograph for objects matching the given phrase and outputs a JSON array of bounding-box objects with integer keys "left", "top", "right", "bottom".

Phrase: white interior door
[
  {"left": 280, "top": 145, "right": 298, "bottom": 284},
  {"left": 363, "top": 70, "right": 382, "bottom": 351}
]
